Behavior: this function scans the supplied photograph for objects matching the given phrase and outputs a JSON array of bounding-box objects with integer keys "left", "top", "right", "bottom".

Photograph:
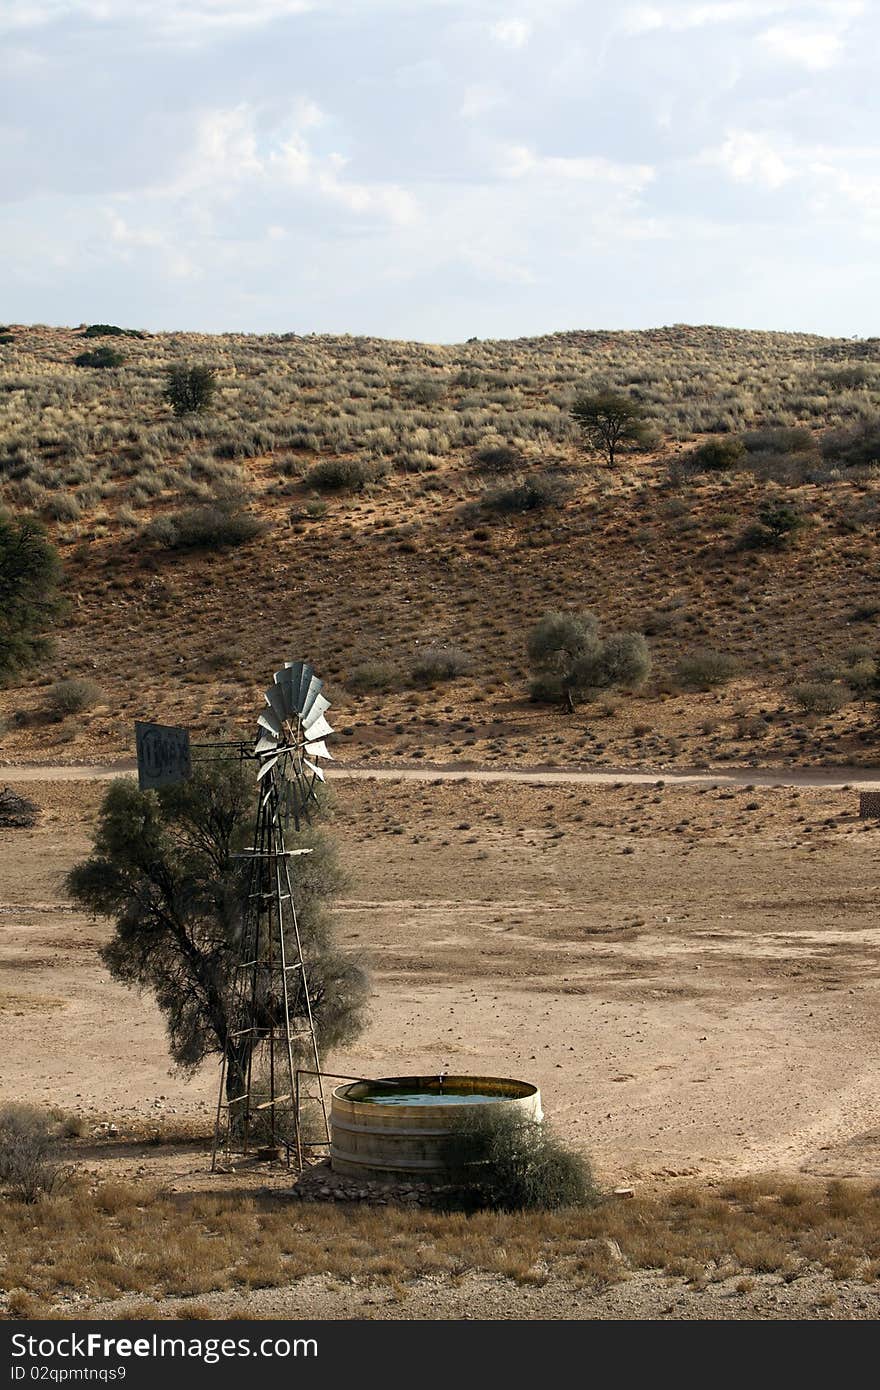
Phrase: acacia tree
[
  {"left": 570, "top": 390, "right": 653, "bottom": 467},
  {"left": 67, "top": 761, "right": 369, "bottom": 1104},
  {"left": 527, "top": 611, "right": 650, "bottom": 711},
  {"left": 0, "top": 510, "right": 64, "bottom": 683}
]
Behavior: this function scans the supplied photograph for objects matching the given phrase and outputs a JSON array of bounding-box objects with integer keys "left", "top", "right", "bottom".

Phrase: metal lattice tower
[{"left": 211, "top": 660, "right": 334, "bottom": 1170}]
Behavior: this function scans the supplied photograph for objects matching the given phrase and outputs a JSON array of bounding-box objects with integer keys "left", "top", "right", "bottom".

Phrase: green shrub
[
  {"left": 791, "top": 682, "right": 851, "bottom": 714},
  {"left": 82, "top": 323, "right": 125, "bottom": 338},
  {"left": 447, "top": 1108, "right": 598, "bottom": 1212},
  {"left": 527, "top": 611, "right": 650, "bottom": 707},
  {"left": 0, "top": 510, "right": 65, "bottom": 682},
  {"left": 738, "top": 502, "right": 807, "bottom": 550},
  {"left": 674, "top": 649, "right": 739, "bottom": 690},
  {"left": 410, "top": 644, "right": 471, "bottom": 685},
  {"left": 0, "top": 1104, "right": 74, "bottom": 1203},
  {"left": 144, "top": 504, "right": 263, "bottom": 550},
  {"left": 683, "top": 436, "right": 745, "bottom": 472},
  {"left": 74, "top": 347, "right": 124, "bottom": 369},
  {"left": 46, "top": 677, "right": 104, "bottom": 720},
  {"left": 483, "top": 471, "right": 571, "bottom": 514},
  {"left": 164, "top": 364, "right": 217, "bottom": 416},
  {"left": 304, "top": 458, "right": 386, "bottom": 492}
]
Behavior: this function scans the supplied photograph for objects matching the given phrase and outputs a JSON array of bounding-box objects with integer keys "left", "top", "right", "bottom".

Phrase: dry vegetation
[
  {"left": 3, "top": 1171, "right": 880, "bottom": 1320},
  {"left": 1, "top": 322, "right": 879, "bottom": 767}
]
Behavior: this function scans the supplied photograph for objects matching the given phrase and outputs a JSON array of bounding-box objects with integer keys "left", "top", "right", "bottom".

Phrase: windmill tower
[{"left": 211, "top": 660, "right": 334, "bottom": 1170}]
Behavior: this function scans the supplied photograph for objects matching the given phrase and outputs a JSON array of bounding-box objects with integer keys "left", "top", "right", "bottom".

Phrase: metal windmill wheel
[{"left": 254, "top": 660, "right": 334, "bottom": 828}]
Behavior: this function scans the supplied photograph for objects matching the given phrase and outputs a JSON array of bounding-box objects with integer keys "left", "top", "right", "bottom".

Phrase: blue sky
[{"left": 2, "top": 0, "right": 877, "bottom": 340}]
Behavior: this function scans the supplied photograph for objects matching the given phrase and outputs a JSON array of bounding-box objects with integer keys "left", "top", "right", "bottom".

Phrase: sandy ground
[{"left": 2, "top": 772, "right": 880, "bottom": 1196}]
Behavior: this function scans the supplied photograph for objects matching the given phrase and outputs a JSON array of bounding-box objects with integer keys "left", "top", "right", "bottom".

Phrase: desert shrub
[
  {"left": 144, "top": 504, "right": 263, "bottom": 550},
  {"left": 41, "top": 491, "right": 82, "bottom": 522},
  {"left": 164, "top": 364, "right": 217, "bottom": 416},
  {"left": 346, "top": 660, "right": 399, "bottom": 693},
  {"left": 791, "top": 682, "right": 851, "bottom": 714},
  {"left": 683, "top": 436, "right": 745, "bottom": 472},
  {"left": 673, "top": 649, "right": 740, "bottom": 690},
  {"left": 402, "top": 379, "right": 446, "bottom": 405},
  {"left": 821, "top": 418, "right": 880, "bottom": 468},
  {"left": 45, "top": 677, "right": 104, "bottom": 719},
  {"left": 738, "top": 502, "right": 807, "bottom": 550},
  {"left": 0, "top": 786, "right": 39, "bottom": 828},
  {"left": 527, "top": 612, "right": 650, "bottom": 707},
  {"left": 82, "top": 324, "right": 125, "bottom": 338},
  {"left": 447, "top": 1108, "right": 598, "bottom": 1212},
  {"left": 473, "top": 442, "right": 522, "bottom": 474},
  {"left": 304, "top": 458, "right": 385, "bottom": 492},
  {"left": 742, "top": 426, "right": 815, "bottom": 455},
  {"left": 410, "top": 644, "right": 471, "bottom": 685},
  {"left": 74, "top": 347, "right": 124, "bottom": 369},
  {"left": 483, "top": 471, "right": 571, "bottom": 514},
  {"left": 0, "top": 1104, "right": 74, "bottom": 1203},
  {"left": 838, "top": 656, "right": 877, "bottom": 693},
  {"left": 0, "top": 510, "right": 65, "bottom": 682}
]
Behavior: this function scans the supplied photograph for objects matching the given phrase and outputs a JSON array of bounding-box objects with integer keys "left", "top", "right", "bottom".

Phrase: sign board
[{"left": 135, "top": 721, "right": 192, "bottom": 790}]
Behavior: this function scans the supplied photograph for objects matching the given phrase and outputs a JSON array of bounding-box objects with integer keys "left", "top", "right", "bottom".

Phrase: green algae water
[{"left": 353, "top": 1083, "right": 510, "bottom": 1106}]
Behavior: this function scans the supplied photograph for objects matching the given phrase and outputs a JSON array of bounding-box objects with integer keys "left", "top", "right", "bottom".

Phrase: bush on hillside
[
  {"left": 144, "top": 504, "right": 263, "bottom": 550},
  {"left": 304, "top": 458, "right": 386, "bottom": 492},
  {"left": 45, "top": 677, "right": 104, "bottom": 720},
  {"left": 673, "top": 649, "right": 740, "bottom": 691},
  {"left": 74, "top": 347, "right": 124, "bottom": 369},
  {"left": 482, "top": 471, "right": 572, "bottom": 514}
]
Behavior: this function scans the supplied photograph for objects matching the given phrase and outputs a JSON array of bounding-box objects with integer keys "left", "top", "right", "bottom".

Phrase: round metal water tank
[{"left": 329, "top": 1074, "right": 543, "bottom": 1183}]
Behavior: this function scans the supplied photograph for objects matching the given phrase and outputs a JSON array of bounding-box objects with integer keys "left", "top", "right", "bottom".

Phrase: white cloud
[
  {"left": 459, "top": 84, "right": 504, "bottom": 119},
  {"left": 621, "top": 1, "right": 862, "bottom": 35},
  {"left": 156, "top": 101, "right": 419, "bottom": 227},
  {"left": 0, "top": 1, "right": 316, "bottom": 38},
  {"left": 500, "top": 144, "right": 655, "bottom": 191},
  {"left": 490, "top": 18, "right": 531, "bottom": 49},
  {"left": 704, "top": 129, "right": 793, "bottom": 188},
  {"left": 759, "top": 23, "right": 842, "bottom": 69}
]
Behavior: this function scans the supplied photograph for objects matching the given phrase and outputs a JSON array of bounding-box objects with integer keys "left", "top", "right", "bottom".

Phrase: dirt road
[{"left": 2, "top": 761, "right": 879, "bottom": 788}]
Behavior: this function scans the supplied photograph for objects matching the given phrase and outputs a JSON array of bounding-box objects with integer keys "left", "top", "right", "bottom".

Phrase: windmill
[{"left": 211, "top": 660, "right": 334, "bottom": 1170}]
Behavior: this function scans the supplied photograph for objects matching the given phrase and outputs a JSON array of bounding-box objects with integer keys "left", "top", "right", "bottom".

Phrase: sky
[{"left": 2, "top": 0, "right": 878, "bottom": 340}]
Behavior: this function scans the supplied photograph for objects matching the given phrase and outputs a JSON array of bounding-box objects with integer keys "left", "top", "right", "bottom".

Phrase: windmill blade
[
  {"left": 304, "top": 739, "right": 332, "bottom": 760},
  {"left": 254, "top": 733, "right": 279, "bottom": 754},
  {"left": 302, "top": 692, "right": 330, "bottom": 728},
  {"left": 299, "top": 675, "right": 323, "bottom": 721},
  {"left": 264, "top": 685, "right": 288, "bottom": 725},
  {"left": 303, "top": 759, "right": 325, "bottom": 782},
  {"left": 256, "top": 754, "right": 281, "bottom": 781},
  {"left": 295, "top": 663, "right": 315, "bottom": 712},
  {"left": 257, "top": 710, "right": 283, "bottom": 737},
  {"left": 302, "top": 713, "right": 333, "bottom": 742},
  {"left": 273, "top": 665, "right": 300, "bottom": 717}
]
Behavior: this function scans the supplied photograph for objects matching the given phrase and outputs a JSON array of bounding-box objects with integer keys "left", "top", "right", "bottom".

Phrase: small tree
[
  {"left": 66, "top": 762, "right": 369, "bottom": 1103},
  {"left": 0, "top": 510, "right": 65, "bottom": 683},
  {"left": 164, "top": 364, "right": 217, "bottom": 416},
  {"left": 570, "top": 390, "right": 653, "bottom": 467},
  {"left": 527, "top": 611, "right": 650, "bottom": 711}
]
